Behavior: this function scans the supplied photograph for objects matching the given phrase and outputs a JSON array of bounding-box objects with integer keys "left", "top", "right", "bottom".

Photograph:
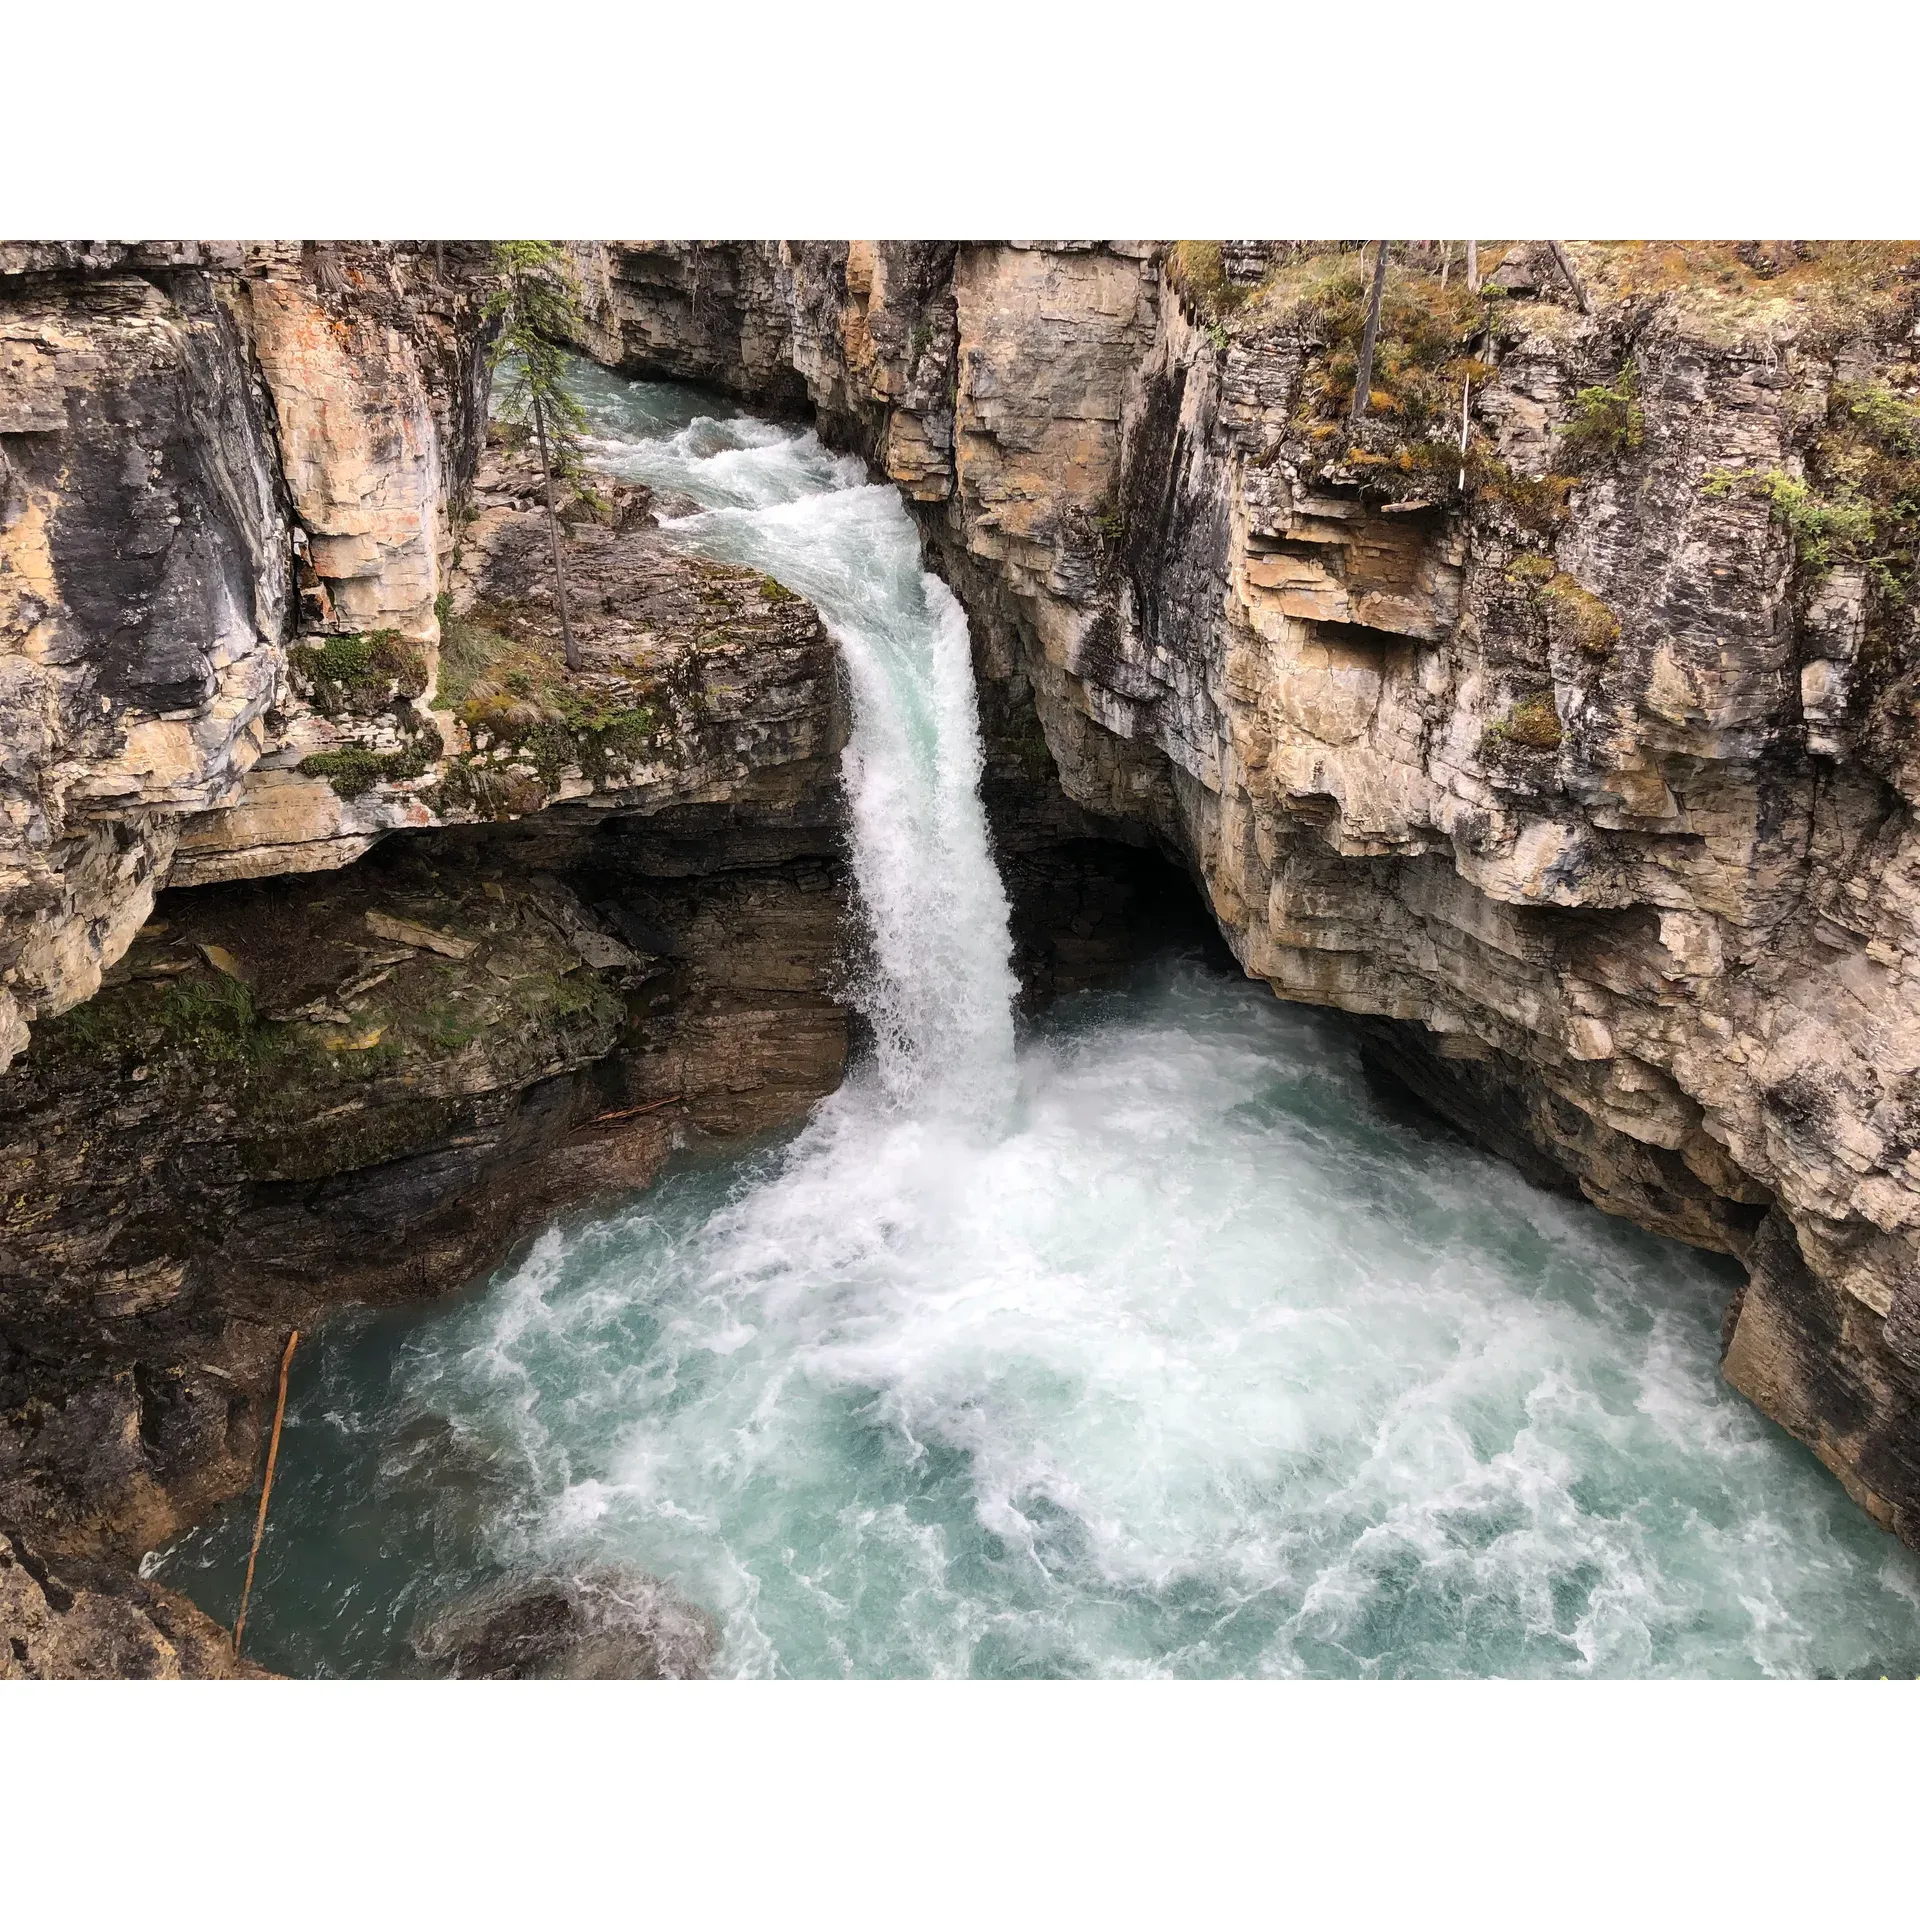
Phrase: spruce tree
[{"left": 487, "top": 241, "right": 590, "bottom": 670}]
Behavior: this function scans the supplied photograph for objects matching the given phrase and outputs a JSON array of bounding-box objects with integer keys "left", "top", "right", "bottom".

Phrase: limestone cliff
[
  {"left": 0, "top": 245, "right": 866, "bottom": 1667},
  {"left": 0, "top": 242, "right": 490, "bottom": 1071},
  {"left": 565, "top": 240, "right": 1920, "bottom": 1546}
]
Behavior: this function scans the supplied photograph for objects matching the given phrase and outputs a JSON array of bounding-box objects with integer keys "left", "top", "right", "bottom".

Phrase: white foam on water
[
  {"left": 394, "top": 960, "right": 1920, "bottom": 1677},
  {"left": 586, "top": 375, "right": 1017, "bottom": 1111}
]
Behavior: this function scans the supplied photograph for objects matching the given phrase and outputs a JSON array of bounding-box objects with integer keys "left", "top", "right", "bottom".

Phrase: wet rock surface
[
  {"left": 413, "top": 1569, "right": 716, "bottom": 1679},
  {"left": 0, "top": 824, "right": 851, "bottom": 1574}
]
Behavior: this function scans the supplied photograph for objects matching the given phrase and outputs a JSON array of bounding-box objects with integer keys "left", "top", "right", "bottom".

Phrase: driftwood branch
[
  {"left": 233, "top": 1328, "right": 299, "bottom": 1658},
  {"left": 580, "top": 1095, "right": 686, "bottom": 1129}
]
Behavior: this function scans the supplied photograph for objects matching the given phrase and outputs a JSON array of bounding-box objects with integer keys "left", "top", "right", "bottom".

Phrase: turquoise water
[{"left": 150, "top": 373, "right": 1920, "bottom": 1678}]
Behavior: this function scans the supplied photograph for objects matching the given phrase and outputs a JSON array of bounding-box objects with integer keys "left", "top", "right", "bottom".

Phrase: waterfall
[
  {"left": 620, "top": 412, "right": 1019, "bottom": 1114},
  {"left": 153, "top": 370, "right": 1920, "bottom": 1681}
]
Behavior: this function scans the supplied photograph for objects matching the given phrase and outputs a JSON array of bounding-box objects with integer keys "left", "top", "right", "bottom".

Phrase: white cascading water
[
  {"left": 612, "top": 402, "right": 1019, "bottom": 1112},
  {"left": 153, "top": 368, "right": 1920, "bottom": 1678}
]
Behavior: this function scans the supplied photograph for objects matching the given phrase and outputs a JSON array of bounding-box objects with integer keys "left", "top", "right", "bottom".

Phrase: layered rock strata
[
  {"left": 0, "top": 241, "right": 491, "bottom": 1072},
  {"left": 566, "top": 240, "right": 1920, "bottom": 1546}
]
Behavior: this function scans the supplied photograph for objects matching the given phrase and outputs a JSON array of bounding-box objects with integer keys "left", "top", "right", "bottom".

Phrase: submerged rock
[{"left": 413, "top": 1569, "right": 717, "bottom": 1680}]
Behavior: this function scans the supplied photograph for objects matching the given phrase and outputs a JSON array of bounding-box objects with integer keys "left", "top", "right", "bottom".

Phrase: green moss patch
[
  {"left": 292, "top": 630, "right": 430, "bottom": 719},
  {"left": 41, "top": 969, "right": 290, "bottom": 1079},
  {"left": 428, "top": 596, "right": 672, "bottom": 809},
  {"left": 1485, "top": 695, "right": 1565, "bottom": 754},
  {"left": 300, "top": 730, "right": 440, "bottom": 799},
  {"left": 1507, "top": 554, "right": 1622, "bottom": 658}
]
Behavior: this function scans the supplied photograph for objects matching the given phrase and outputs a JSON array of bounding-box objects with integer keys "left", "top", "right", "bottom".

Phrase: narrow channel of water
[{"left": 154, "top": 370, "right": 1920, "bottom": 1678}]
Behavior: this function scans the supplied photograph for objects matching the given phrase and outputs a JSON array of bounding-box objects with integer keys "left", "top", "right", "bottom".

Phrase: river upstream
[{"left": 154, "top": 371, "right": 1920, "bottom": 1678}]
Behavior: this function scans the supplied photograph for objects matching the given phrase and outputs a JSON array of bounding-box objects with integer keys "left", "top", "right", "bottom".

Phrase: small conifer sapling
[{"left": 487, "top": 241, "right": 590, "bottom": 670}]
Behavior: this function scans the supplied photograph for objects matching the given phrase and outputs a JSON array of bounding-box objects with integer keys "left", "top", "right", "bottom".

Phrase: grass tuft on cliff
[
  {"left": 1507, "top": 554, "right": 1622, "bottom": 658},
  {"left": 429, "top": 597, "right": 668, "bottom": 810},
  {"left": 1484, "top": 694, "right": 1565, "bottom": 754}
]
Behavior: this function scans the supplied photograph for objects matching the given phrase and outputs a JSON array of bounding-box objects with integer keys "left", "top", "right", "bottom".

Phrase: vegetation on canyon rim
[
  {"left": 1174, "top": 241, "right": 1920, "bottom": 740},
  {"left": 1170, "top": 242, "right": 1595, "bottom": 533},
  {"left": 429, "top": 592, "right": 670, "bottom": 813},
  {"left": 1175, "top": 243, "right": 1920, "bottom": 515}
]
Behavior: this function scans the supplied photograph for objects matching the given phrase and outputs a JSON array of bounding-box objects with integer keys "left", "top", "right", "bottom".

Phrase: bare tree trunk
[
  {"left": 532, "top": 395, "right": 579, "bottom": 671},
  {"left": 1458, "top": 371, "right": 1473, "bottom": 490},
  {"left": 1440, "top": 242, "right": 1451, "bottom": 288},
  {"left": 1466, "top": 239, "right": 1480, "bottom": 293},
  {"left": 1547, "top": 240, "right": 1592, "bottom": 314},
  {"left": 1349, "top": 241, "right": 1391, "bottom": 432}
]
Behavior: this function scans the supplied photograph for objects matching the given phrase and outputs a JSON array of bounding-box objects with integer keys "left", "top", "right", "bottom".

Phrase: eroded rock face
[
  {"left": 0, "top": 255, "right": 859, "bottom": 1599},
  {"left": 0, "top": 799, "right": 850, "bottom": 1564},
  {"left": 0, "top": 242, "right": 491, "bottom": 1070},
  {"left": 0, "top": 1527, "right": 258, "bottom": 1678},
  {"left": 170, "top": 429, "right": 846, "bottom": 886},
  {"left": 567, "top": 239, "right": 1920, "bottom": 1546}
]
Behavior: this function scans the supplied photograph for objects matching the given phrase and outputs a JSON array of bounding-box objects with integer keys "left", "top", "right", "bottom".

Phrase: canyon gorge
[{"left": 2, "top": 239, "right": 1917, "bottom": 1675}]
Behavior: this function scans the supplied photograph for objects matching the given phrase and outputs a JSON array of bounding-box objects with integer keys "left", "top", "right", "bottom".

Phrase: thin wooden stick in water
[{"left": 233, "top": 1329, "right": 298, "bottom": 1658}]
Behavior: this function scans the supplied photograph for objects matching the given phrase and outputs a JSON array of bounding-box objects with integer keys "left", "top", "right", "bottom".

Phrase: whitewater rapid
[{"left": 154, "top": 368, "right": 1920, "bottom": 1678}]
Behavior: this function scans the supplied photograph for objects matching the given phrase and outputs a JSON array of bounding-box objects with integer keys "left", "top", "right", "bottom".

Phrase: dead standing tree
[
  {"left": 1348, "top": 240, "right": 1392, "bottom": 432},
  {"left": 1547, "top": 239, "right": 1592, "bottom": 313}
]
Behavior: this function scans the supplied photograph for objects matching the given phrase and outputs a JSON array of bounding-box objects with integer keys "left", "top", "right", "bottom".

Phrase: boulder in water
[{"left": 413, "top": 1569, "right": 716, "bottom": 1679}]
